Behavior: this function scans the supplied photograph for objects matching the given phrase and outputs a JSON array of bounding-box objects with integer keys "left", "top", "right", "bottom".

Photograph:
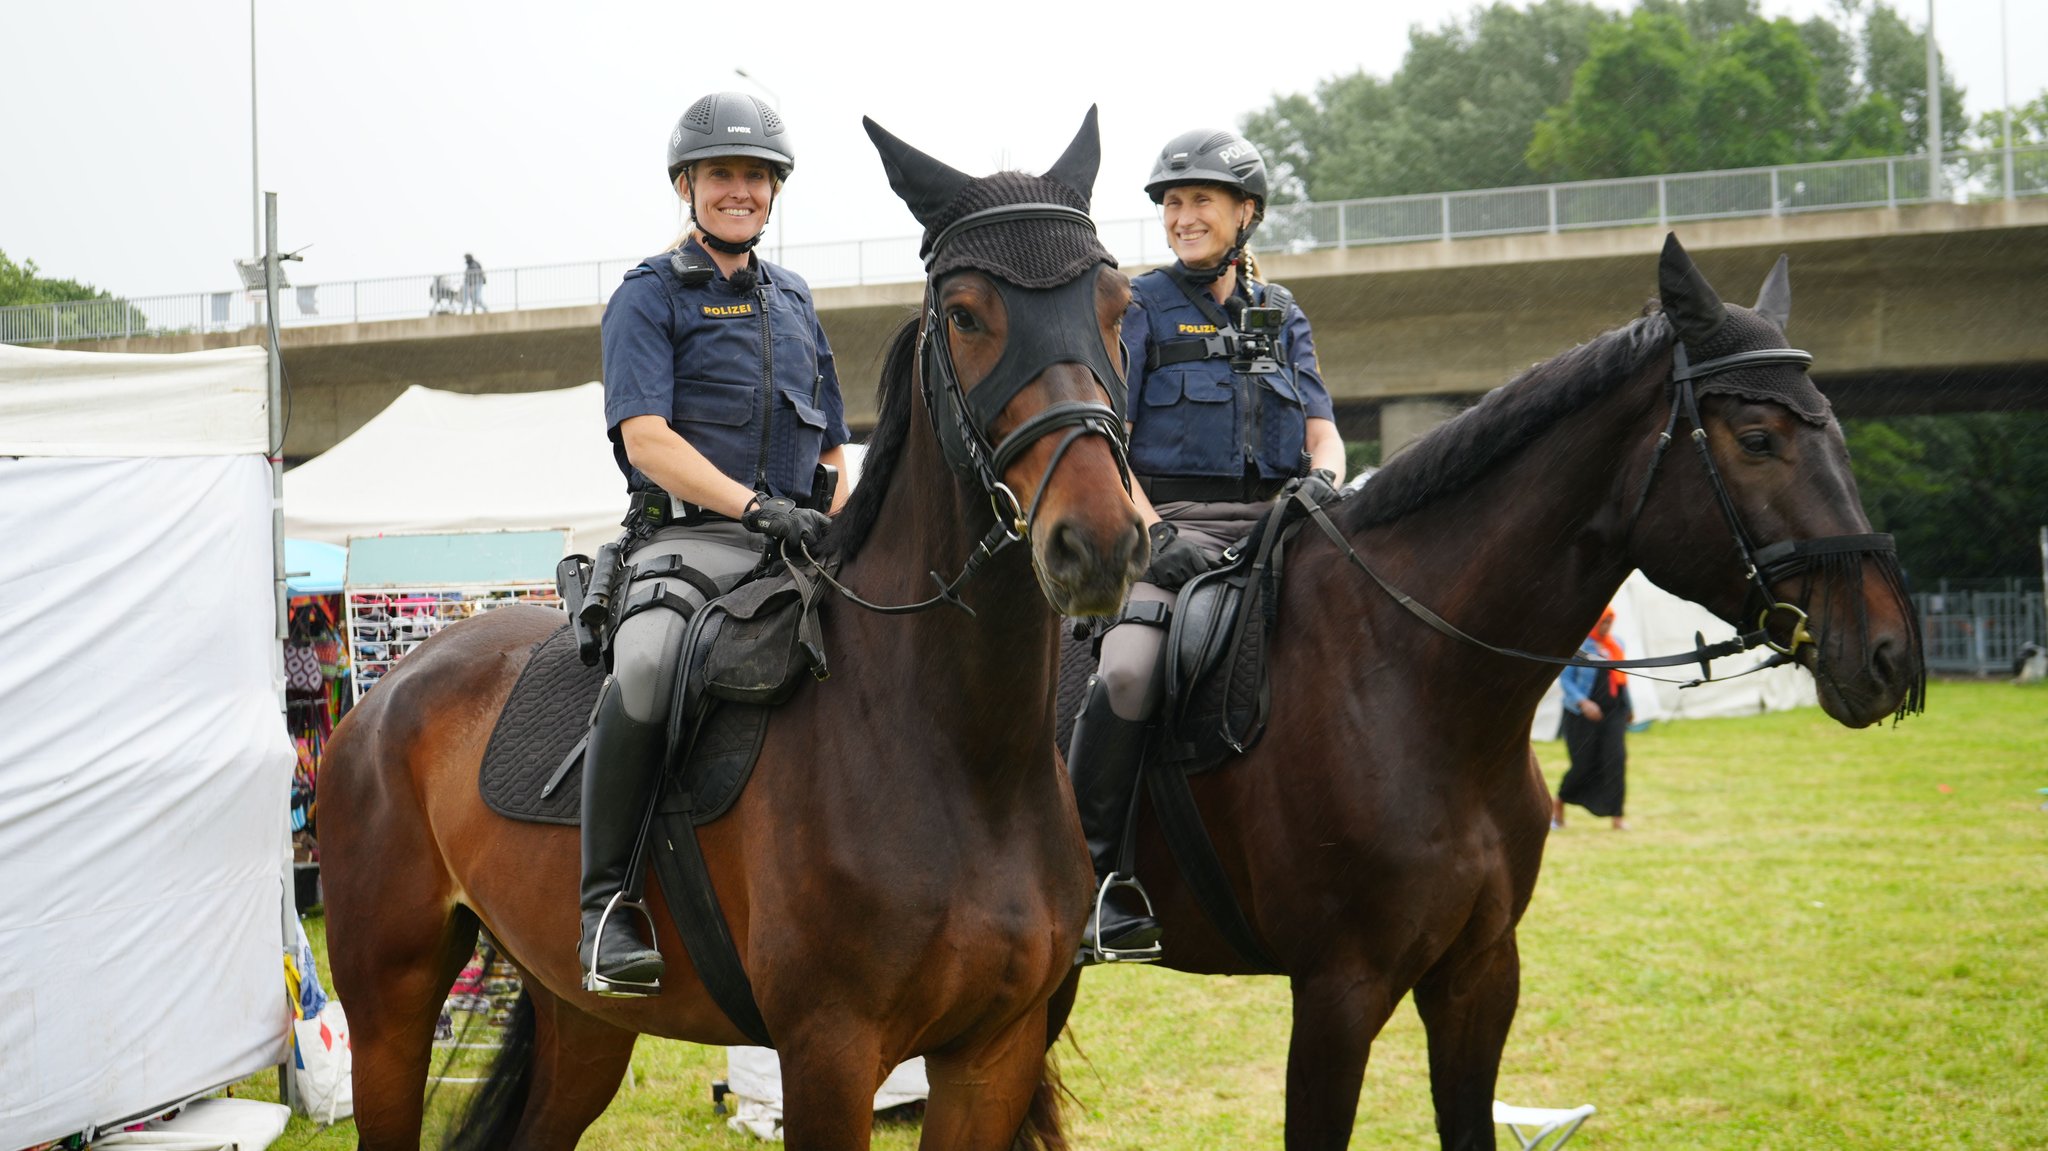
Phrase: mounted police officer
[
  {"left": 1069, "top": 128, "right": 1345, "bottom": 962},
  {"left": 583, "top": 91, "right": 850, "bottom": 996}
]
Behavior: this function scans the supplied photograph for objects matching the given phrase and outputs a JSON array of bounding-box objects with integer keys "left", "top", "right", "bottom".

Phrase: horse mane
[
  {"left": 819, "top": 318, "right": 920, "bottom": 561},
  {"left": 1341, "top": 307, "right": 1674, "bottom": 532}
]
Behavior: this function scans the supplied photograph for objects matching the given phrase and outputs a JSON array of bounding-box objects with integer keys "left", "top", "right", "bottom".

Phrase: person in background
[
  {"left": 1065, "top": 128, "right": 1344, "bottom": 962},
  {"left": 581, "top": 91, "right": 849, "bottom": 996},
  {"left": 462, "top": 253, "right": 487, "bottom": 313},
  {"left": 1555, "top": 605, "right": 1633, "bottom": 831}
]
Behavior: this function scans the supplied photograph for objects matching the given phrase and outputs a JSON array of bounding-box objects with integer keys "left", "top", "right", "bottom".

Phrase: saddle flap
[{"left": 1164, "top": 563, "right": 1248, "bottom": 728}]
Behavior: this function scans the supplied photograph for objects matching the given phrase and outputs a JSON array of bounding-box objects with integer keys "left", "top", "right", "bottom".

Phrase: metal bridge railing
[
  {"left": 1915, "top": 582, "right": 2047, "bottom": 677},
  {"left": 7, "top": 144, "right": 2044, "bottom": 346}
]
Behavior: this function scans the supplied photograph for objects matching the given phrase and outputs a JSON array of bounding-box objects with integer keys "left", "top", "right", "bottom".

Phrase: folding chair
[{"left": 1493, "top": 1100, "right": 1597, "bottom": 1150}]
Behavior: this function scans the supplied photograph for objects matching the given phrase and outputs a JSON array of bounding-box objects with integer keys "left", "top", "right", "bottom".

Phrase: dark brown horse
[
  {"left": 1054, "top": 237, "right": 1924, "bottom": 1149},
  {"left": 323, "top": 112, "right": 1146, "bottom": 1151}
]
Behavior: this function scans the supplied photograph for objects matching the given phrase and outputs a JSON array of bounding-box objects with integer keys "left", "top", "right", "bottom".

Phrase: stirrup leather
[
  {"left": 1083, "top": 873, "right": 1162, "bottom": 965},
  {"left": 582, "top": 891, "right": 663, "bottom": 997}
]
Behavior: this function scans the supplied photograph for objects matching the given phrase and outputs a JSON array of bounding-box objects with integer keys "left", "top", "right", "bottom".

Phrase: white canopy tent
[
  {"left": 1531, "top": 570, "right": 1818, "bottom": 740},
  {"left": 283, "top": 383, "right": 627, "bottom": 557},
  {"left": 0, "top": 343, "right": 294, "bottom": 1148},
  {"left": 283, "top": 382, "right": 868, "bottom": 558}
]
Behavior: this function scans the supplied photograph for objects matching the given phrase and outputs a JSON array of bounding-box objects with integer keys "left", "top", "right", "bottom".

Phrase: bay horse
[
  {"left": 1054, "top": 235, "right": 1924, "bottom": 1149},
  {"left": 323, "top": 110, "right": 1145, "bottom": 1151}
]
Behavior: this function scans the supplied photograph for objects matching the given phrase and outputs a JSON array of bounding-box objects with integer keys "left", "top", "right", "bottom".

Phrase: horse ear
[
  {"left": 1042, "top": 105, "right": 1101, "bottom": 209},
  {"left": 1658, "top": 232, "right": 1727, "bottom": 346},
  {"left": 1753, "top": 253, "right": 1792, "bottom": 332},
  {"left": 863, "top": 116, "right": 973, "bottom": 230}
]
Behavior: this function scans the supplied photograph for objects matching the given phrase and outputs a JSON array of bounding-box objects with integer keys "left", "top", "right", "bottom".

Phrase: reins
[{"left": 1304, "top": 337, "right": 1899, "bottom": 687}]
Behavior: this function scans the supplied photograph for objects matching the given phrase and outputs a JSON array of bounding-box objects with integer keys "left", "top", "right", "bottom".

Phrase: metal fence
[
  {"left": 7, "top": 144, "right": 2045, "bottom": 346},
  {"left": 1914, "top": 581, "right": 2046, "bottom": 676}
]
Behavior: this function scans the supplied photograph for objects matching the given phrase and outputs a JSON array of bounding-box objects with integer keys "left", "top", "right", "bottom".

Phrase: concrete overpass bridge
[{"left": 19, "top": 147, "right": 2046, "bottom": 460}]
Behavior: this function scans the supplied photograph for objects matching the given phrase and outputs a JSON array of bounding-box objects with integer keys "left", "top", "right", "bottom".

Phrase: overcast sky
[{"left": 8, "top": 0, "right": 2042, "bottom": 299}]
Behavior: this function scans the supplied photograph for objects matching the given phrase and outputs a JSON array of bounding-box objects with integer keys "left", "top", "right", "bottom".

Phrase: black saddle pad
[{"left": 479, "top": 624, "right": 769, "bottom": 827}]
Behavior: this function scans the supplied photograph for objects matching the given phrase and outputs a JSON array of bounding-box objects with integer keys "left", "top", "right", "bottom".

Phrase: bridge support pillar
[{"left": 1381, "top": 398, "right": 1463, "bottom": 461}]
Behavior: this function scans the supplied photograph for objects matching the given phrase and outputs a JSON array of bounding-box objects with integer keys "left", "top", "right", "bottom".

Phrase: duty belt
[
  {"left": 1138, "top": 475, "right": 1288, "bottom": 505},
  {"left": 625, "top": 489, "right": 731, "bottom": 533}
]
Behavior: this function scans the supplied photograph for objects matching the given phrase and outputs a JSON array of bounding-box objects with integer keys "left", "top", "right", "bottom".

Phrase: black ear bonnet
[{"left": 1658, "top": 234, "right": 1829, "bottom": 427}]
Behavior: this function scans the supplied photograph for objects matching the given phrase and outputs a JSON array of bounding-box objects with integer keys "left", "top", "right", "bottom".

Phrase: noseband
[{"left": 1625, "top": 340, "right": 1897, "bottom": 657}]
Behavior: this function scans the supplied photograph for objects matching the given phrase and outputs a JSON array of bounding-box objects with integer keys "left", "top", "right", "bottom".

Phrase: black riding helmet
[
  {"left": 667, "top": 92, "right": 795, "bottom": 255},
  {"left": 1144, "top": 129, "right": 1267, "bottom": 281}
]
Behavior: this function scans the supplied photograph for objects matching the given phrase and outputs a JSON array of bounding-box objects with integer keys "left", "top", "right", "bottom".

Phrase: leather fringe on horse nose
[{"left": 1792, "top": 548, "right": 1926, "bottom": 721}]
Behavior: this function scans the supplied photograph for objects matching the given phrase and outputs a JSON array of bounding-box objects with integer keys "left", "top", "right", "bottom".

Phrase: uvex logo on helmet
[{"left": 727, "top": 125, "right": 752, "bottom": 134}]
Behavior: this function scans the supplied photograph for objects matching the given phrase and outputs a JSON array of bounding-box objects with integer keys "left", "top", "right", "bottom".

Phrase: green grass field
[{"left": 248, "top": 679, "right": 2046, "bottom": 1149}]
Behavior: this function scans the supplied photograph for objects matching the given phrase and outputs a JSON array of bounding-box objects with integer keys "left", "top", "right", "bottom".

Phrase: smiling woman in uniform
[
  {"left": 579, "top": 91, "right": 850, "bottom": 996},
  {"left": 1067, "top": 128, "right": 1344, "bottom": 962}
]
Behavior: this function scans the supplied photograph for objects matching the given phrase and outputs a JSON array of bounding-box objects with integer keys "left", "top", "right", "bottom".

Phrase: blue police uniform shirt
[
  {"left": 1120, "top": 267, "right": 1334, "bottom": 481},
  {"left": 601, "top": 237, "right": 850, "bottom": 500}
]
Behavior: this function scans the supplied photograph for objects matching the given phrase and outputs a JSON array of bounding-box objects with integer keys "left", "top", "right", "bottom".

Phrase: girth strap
[{"left": 1144, "top": 758, "right": 1284, "bottom": 974}]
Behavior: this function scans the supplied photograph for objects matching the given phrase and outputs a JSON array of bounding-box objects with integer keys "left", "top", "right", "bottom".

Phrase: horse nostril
[
  {"left": 1871, "top": 638, "right": 1899, "bottom": 684},
  {"left": 1046, "top": 521, "right": 1089, "bottom": 575}
]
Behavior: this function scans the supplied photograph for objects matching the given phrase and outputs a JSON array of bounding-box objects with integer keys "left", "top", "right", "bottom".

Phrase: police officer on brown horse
[
  {"left": 1069, "top": 128, "right": 1345, "bottom": 961},
  {"left": 582, "top": 92, "right": 850, "bottom": 996}
]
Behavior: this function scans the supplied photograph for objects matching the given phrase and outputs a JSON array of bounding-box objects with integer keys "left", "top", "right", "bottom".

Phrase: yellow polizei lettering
[
  {"left": 701, "top": 303, "right": 755, "bottom": 317},
  {"left": 1177, "top": 323, "right": 1218, "bottom": 334}
]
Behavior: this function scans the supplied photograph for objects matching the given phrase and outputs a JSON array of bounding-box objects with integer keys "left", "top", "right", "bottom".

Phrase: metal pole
[
  {"left": 2003, "top": 0, "right": 2015, "bottom": 200},
  {"left": 265, "top": 193, "right": 286, "bottom": 652},
  {"left": 1926, "top": 0, "right": 1943, "bottom": 201},
  {"left": 250, "top": 0, "right": 261, "bottom": 262}
]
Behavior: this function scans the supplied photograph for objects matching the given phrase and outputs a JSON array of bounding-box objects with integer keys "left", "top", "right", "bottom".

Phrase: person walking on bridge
[
  {"left": 1067, "top": 129, "right": 1345, "bottom": 963},
  {"left": 581, "top": 91, "right": 850, "bottom": 996}
]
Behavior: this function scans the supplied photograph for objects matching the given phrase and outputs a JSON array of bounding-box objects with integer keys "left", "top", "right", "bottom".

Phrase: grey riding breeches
[
  {"left": 610, "top": 520, "right": 763, "bottom": 724},
  {"left": 1095, "top": 499, "right": 1270, "bottom": 721}
]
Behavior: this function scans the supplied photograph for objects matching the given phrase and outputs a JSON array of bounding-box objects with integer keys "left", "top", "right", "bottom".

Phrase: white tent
[
  {"left": 1531, "top": 570, "right": 1818, "bottom": 740},
  {"left": 282, "top": 383, "right": 625, "bottom": 557},
  {"left": 0, "top": 343, "right": 294, "bottom": 1148}
]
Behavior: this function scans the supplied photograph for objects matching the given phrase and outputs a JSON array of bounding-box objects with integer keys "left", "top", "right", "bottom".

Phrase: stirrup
[
  {"left": 1080, "top": 873, "right": 1163, "bottom": 966},
  {"left": 582, "top": 891, "right": 663, "bottom": 997}
]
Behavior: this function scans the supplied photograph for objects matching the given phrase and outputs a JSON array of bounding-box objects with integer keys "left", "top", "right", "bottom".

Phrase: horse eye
[
  {"left": 1739, "top": 431, "right": 1773, "bottom": 455},
  {"left": 948, "top": 307, "right": 979, "bottom": 332}
]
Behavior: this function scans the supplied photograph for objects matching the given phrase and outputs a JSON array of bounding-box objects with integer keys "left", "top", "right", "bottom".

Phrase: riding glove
[
  {"left": 744, "top": 495, "right": 832, "bottom": 551},
  {"left": 1143, "top": 521, "right": 1211, "bottom": 590},
  {"left": 1296, "top": 467, "right": 1341, "bottom": 507}
]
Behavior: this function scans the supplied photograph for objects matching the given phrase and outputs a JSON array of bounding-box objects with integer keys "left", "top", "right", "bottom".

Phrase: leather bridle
[
  {"left": 797, "top": 202, "right": 1133, "bottom": 616},
  {"left": 1300, "top": 336, "right": 1901, "bottom": 682}
]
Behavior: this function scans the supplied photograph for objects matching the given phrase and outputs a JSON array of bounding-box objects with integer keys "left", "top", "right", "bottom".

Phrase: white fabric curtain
[{"left": 0, "top": 343, "right": 291, "bottom": 1148}]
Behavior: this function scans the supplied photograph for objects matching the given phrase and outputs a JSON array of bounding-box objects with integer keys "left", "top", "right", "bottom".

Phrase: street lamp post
[
  {"left": 733, "top": 68, "right": 785, "bottom": 264},
  {"left": 1926, "top": 0, "right": 1943, "bottom": 201}
]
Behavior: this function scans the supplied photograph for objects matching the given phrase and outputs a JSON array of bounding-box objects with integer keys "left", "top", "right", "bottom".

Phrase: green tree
[
  {"left": 0, "top": 249, "right": 146, "bottom": 342},
  {"left": 1845, "top": 413, "right": 2048, "bottom": 580},
  {"left": 1243, "top": 0, "right": 1617, "bottom": 201}
]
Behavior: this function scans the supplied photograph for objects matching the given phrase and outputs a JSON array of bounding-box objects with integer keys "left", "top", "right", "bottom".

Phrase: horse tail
[
  {"left": 1011, "top": 1046, "right": 1071, "bottom": 1151},
  {"left": 442, "top": 989, "right": 536, "bottom": 1151}
]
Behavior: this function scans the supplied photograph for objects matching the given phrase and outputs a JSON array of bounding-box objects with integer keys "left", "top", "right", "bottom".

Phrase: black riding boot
[
  {"left": 1068, "top": 676, "right": 1162, "bottom": 960},
  {"left": 577, "top": 685, "right": 667, "bottom": 996}
]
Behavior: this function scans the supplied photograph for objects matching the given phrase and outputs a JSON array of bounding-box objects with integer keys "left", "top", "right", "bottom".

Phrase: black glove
[
  {"left": 1296, "top": 467, "right": 1340, "bottom": 507},
  {"left": 1143, "top": 521, "right": 1211, "bottom": 590},
  {"left": 743, "top": 495, "right": 831, "bottom": 551}
]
